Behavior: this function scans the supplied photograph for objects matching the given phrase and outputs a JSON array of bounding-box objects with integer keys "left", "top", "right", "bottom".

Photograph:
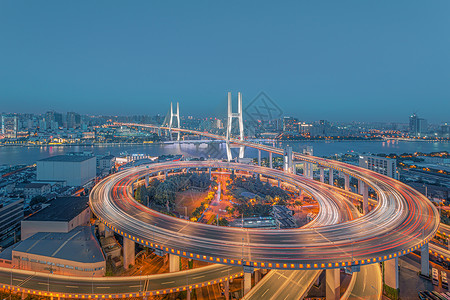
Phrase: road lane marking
[
  {"left": 65, "top": 285, "right": 78, "bottom": 288},
  {"left": 38, "top": 282, "right": 49, "bottom": 285},
  {"left": 96, "top": 287, "right": 110, "bottom": 289},
  {"left": 261, "top": 288, "right": 269, "bottom": 297},
  {"left": 193, "top": 276, "right": 204, "bottom": 279},
  {"left": 161, "top": 281, "right": 175, "bottom": 285}
]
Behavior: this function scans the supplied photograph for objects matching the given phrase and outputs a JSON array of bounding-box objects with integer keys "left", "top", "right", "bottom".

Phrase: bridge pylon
[
  {"left": 168, "top": 102, "right": 180, "bottom": 141},
  {"left": 225, "top": 92, "right": 245, "bottom": 161}
]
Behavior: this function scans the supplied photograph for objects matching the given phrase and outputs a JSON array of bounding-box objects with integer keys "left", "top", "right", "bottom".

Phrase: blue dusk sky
[{"left": 0, "top": 1, "right": 449, "bottom": 122}]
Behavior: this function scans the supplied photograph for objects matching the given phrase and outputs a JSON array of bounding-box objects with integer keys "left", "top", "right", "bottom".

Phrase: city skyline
[{"left": 1, "top": 1, "right": 449, "bottom": 122}]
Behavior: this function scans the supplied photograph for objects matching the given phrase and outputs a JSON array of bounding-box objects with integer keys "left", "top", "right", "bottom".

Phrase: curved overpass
[{"left": 90, "top": 155, "right": 439, "bottom": 270}]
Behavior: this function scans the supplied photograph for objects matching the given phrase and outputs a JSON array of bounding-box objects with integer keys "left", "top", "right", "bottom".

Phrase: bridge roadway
[
  {"left": 91, "top": 154, "right": 439, "bottom": 270},
  {"left": 0, "top": 264, "right": 242, "bottom": 298}
]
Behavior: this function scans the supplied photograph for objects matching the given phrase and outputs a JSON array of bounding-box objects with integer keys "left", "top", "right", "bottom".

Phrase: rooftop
[
  {"left": 17, "top": 182, "right": 50, "bottom": 189},
  {"left": 24, "top": 196, "right": 89, "bottom": 222},
  {"left": 38, "top": 155, "right": 95, "bottom": 163},
  {"left": 12, "top": 226, "right": 104, "bottom": 264}
]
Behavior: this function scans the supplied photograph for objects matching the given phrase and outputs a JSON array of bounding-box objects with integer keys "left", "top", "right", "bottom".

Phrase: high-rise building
[
  {"left": 359, "top": 155, "right": 398, "bottom": 179},
  {"left": 283, "top": 117, "right": 298, "bottom": 132},
  {"left": 0, "top": 197, "right": 24, "bottom": 248},
  {"left": 409, "top": 113, "right": 427, "bottom": 137},
  {"left": 45, "top": 111, "right": 63, "bottom": 129},
  {"left": 66, "top": 112, "right": 81, "bottom": 129},
  {"left": 1, "top": 115, "right": 18, "bottom": 138}
]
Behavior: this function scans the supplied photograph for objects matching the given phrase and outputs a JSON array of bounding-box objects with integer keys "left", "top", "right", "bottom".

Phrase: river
[{"left": 1, "top": 140, "right": 450, "bottom": 166}]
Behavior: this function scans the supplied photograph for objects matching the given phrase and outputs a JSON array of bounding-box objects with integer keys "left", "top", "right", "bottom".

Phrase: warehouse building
[
  {"left": 37, "top": 155, "right": 96, "bottom": 186},
  {"left": 21, "top": 196, "right": 91, "bottom": 240},
  {"left": 11, "top": 226, "right": 105, "bottom": 277}
]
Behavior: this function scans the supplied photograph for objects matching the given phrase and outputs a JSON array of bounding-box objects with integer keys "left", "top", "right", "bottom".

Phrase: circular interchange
[{"left": 90, "top": 154, "right": 439, "bottom": 270}]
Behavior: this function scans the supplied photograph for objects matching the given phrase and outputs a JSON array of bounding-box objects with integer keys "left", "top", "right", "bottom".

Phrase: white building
[
  {"left": 97, "top": 154, "right": 115, "bottom": 172},
  {"left": 359, "top": 155, "right": 398, "bottom": 179},
  {"left": 37, "top": 155, "right": 96, "bottom": 186}
]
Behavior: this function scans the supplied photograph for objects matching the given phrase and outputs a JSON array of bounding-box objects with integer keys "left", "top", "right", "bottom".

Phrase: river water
[{"left": 1, "top": 140, "right": 450, "bottom": 166}]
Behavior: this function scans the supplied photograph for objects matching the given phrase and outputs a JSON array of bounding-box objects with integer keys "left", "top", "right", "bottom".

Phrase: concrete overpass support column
[
  {"left": 269, "top": 152, "right": 273, "bottom": 169},
  {"left": 329, "top": 169, "right": 334, "bottom": 186},
  {"left": 123, "top": 237, "right": 135, "bottom": 269},
  {"left": 344, "top": 174, "right": 350, "bottom": 191},
  {"left": 421, "top": 243, "right": 430, "bottom": 276},
  {"left": 258, "top": 149, "right": 261, "bottom": 166},
  {"left": 98, "top": 222, "right": 105, "bottom": 236},
  {"left": 320, "top": 167, "right": 325, "bottom": 183},
  {"left": 164, "top": 170, "right": 168, "bottom": 180},
  {"left": 243, "top": 272, "right": 252, "bottom": 295},
  {"left": 255, "top": 269, "right": 261, "bottom": 284},
  {"left": 224, "top": 280, "right": 230, "bottom": 300},
  {"left": 145, "top": 175, "right": 149, "bottom": 187},
  {"left": 186, "top": 289, "right": 191, "bottom": 300},
  {"left": 209, "top": 168, "right": 212, "bottom": 180},
  {"left": 169, "top": 254, "right": 180, "bottom": 272},
  {"left": 277, "top": 180, "right": 281, "bottom": 188},
  {"left": 326, "top": 268, "right": 340, "bottom": 300},
  {"left": 384, "top": 258, "right": 399, "bottom": 290},
  {"left": 363, "top": 183, "right": 369, "bottom": 214}
]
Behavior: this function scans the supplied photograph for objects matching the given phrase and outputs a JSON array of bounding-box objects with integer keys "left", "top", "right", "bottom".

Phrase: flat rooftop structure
[
  {"left": 38, "top": 155, "right": 94, "bottom": 163},
  {"left": 13, "top": 226, "right": 104, "bottom": 264},
  {"left": 25, "top": 196, "right": 89, "bottom": 222}
]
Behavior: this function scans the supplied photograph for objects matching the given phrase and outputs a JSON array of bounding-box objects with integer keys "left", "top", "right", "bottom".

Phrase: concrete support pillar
[
  {"left": 244, "top": 272, "right": 252, "bottom": 295},
  {"left": 384, "top": 258, "right": 399, "bottom": 290},
  {"left": 123, "top": 237, "right": 135, "bottom": 269},
  {"left": 98, "top": 222, "right": 105, "bottom": 236},
  {"left": 255, "top": 269, "right": 261, "bottom": 284},
  {"left": 269, "top": 152, "right": 273, "bottom": 169},
  {"left": 169, "top": 254, "right": 180, "bottom": 272},
  {"left": 145, "top": 175, "right": 149, "bottom": 187},
  {"left": 164, "top": 170, "right": 168, "bottom": 179},
  {"left": 329, "top": 169, "right": 334, "bottom": 186},
  {"left": 362, "top": 182, "right": 369, "bottom": 214},
  {"left": 277, "top": 180, "right": 281, "bottom": 188},
  {"left": 344, "top": 174, "right": 350, "bottom": 191},
  {"left": 224, "top": 279, "right": 230, "bottom": 300},
  {"left": 326, "top": 268, "right": 340, "bottom": 300},
  {"left": 186, "top": 289, "right": 191, "bottom": 300},
  {"left": 421, "top": 243, "right": 430, "bottom": 277},
  {"left": 209, "top": 168, "right": 212, "bottom": 180},
  {"left": 258, "top": 149, "right": 261, "bottom": 166},
  {"left": 320, "top": 167, "right": 325, "bottom": 183},
  {"left": 357, "top": 180, "right": 363, "bottom": 195}
]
